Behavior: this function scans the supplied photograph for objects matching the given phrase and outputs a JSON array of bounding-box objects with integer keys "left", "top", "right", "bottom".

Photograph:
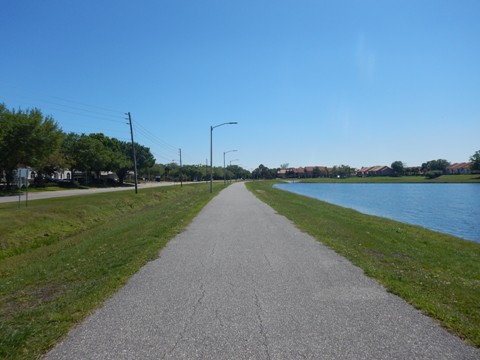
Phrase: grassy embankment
[
  {"left": 246, "top": 180, "right": 480, "bottom": 347},
  {"left": 0, "top": 183, "right": 224, "bottom": 359},
  {"left": 295, "top": 174, "right": 480, "bottom": 183}
]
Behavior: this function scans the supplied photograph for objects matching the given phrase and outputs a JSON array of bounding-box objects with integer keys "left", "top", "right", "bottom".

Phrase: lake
[{"left": 274, "top": 183, "right": 480, "bottom": 243}]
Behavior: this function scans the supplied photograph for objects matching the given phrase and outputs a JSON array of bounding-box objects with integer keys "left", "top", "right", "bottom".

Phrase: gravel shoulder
[{"left": 45, "top": 182, "right": 479, "bottom": 359}]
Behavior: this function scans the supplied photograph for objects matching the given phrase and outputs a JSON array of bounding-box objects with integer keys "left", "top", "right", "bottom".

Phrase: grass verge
[
  {"left": 246, "top": 180, "right": 480, "bottom": 347},
  {"left": 0, "top": 183, "right": 224, "bottom": 359}
]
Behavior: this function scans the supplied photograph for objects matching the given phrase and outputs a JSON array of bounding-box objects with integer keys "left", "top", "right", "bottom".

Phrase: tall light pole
[
  {"left": 223, "top": 149, "right": 237, "bottom": 185},
  {"left": 210, "top": 122, "right": 238, "bottom": 193}
]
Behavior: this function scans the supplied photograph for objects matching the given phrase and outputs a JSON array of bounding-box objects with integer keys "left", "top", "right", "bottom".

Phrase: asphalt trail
[{"left": 45, "top": 182, "right": 479, "bottom": 359}]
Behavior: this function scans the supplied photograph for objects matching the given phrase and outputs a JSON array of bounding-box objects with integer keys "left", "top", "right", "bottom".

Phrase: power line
[
  {"left": 0, "top": 83, "right": 125, "bottom": 122},
  {"left": 48, "top": 95, "right": 123, "bottom": 115},
  {"left": 40, "top": 106, "right": 125, "bottom": 124},
  {"left": 133, "top": 131, "right": 180, "bottom": 157},
  {"left": 132, "top": 119, "right": 179, "bottom": 152},
  {"left": 0, "top": 83, "right": 206, "bottom": 165}
]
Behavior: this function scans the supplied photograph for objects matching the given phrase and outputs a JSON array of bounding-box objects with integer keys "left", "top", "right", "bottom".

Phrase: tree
[
  {"left": 149, "top": 164, "right": 165, "bottom": 180},
  {"left": 391, "top": 161, "right": 405, "bottom": 176},
  {"left": 63, "top": 132, "right": 81, "bottom": 179},
  {"left": 78, "top": 135, "right": 110, "bottom": 180},
  {"left": 119, "top": 142, "right": 155, "bottom": 183},
  {"left": 331, "top": 165, "right": 353, "bottom": 178},
  {"left": 421, "top": 159, "right": 450, "bottom": 173},
  {"left": 470, "top": 150, "right": 480, "bottom": 172},
  {"left": 132, "top": 143, "right": 155, "bottom": 172},
  {"left": 0, "top": 105, "right": 63, "bottom": 188},
  {"left": 63, "top": 133, "right": 150, "bottom": 185},
  {"left": 62, "top": 133, "right": 112, "bottom": 184},
  {"left": 252, "top": 164, "right": 277, "bottom": 179}
]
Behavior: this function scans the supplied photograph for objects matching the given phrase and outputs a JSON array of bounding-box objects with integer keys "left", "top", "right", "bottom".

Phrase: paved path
[
  {"left": 0, "top": 182, "right": 184, "bottom": 204},
  {"left": 45, "top": 182, "right": 479, "bottom": 359}
]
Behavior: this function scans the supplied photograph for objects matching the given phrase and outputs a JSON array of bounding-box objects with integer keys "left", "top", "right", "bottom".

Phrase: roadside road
[
  {"left": 0, "top": 181, "right": 189, "bottom": 204},
  {"left": 45, "top": 182, "right": 479, "bottom": 359}
]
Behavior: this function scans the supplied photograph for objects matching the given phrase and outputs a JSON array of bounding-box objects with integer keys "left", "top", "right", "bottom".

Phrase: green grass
[
  {"left": 293, "top": 174, "right": 480, "bottom": 183},
  {"left": 0, "top": 183, "right": 224, "bottom": 359},
  {"left": 246, "top": 180, "right": 480, "bottom": 347}
]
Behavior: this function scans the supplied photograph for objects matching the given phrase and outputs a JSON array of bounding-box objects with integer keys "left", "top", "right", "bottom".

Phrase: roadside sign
[{"left": 16, "top": 168, "right": 30, "bottom": 207}]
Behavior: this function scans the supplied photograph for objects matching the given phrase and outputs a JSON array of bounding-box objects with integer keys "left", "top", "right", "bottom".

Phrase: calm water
[{"left": 274, "top": 183, "right": 480, "bottom": 243}]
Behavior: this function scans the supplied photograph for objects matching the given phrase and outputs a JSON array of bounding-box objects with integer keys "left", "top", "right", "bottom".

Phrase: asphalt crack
[
  {"left": 263, "top": 253, "right": 274, "bottom": 270},
  {"left": 254, "top": 291, "right": 271, "bottom": 360},
  {"left": 163, "top": 283, "right": 206, "bottom": 358}
]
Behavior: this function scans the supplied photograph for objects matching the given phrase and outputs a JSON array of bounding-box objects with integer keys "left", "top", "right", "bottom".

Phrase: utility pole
[
  {"left": 127, "top": 112, "right": 138, "bottom": 194},
  {"left": 179, "top": 148, "right": 183, "bottom": 187}
]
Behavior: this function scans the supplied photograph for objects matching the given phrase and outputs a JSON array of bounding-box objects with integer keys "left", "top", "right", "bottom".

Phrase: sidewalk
[
  {"left": 45, "top": 182, "right": 479, "bottom": 359},
  {"left": 0, "top": 182, "right": 181, "bottom": 204}
]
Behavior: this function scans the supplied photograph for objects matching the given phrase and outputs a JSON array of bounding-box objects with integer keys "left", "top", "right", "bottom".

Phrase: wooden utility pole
[{"left": 127, "top": 112, "right": 138, "bottom": 194}]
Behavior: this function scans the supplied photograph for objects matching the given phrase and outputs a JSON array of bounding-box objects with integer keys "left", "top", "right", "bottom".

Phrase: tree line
[
  {"left": 252, "top": 152, "right": 480, "bottom": 180},
  {"left": 0, "top": 104, "right": 157, "bottom": 188},
  {"left": 146, "top": 163, "right": 251, "bottom": 183},
  {"left": 391, "top": 155, "right": 480, "bottom": 177},
  {"left": 0, "top": 103, "right": 252, "bottom": 189},
  {"left": 3, "top": 103, "right": 478, "bottom": 185}
]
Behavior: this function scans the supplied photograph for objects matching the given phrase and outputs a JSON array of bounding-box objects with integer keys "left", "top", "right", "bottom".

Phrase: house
[
  {"left": 294, "top": 167, "right": 306, "bottom": 178},
  {"left": 445, "top": 163, "right": 472, "bottom": 175},
  {"left": 278, "top": 166, "right": 332, "bottom": 178},
  {"left": 277, "top": 169, "right": 288, "bottom": 178},
  {"left": 50, "top": 170, "right": 72, "bottom": 181},
  {"left": 27, "top": 169, "right": 71, "bottom": 182},
  {"left": 357, "top": 166, "right": 394, "bottom": 177},
  {"left": 304, "top": 166, "right": 331, "bottom": 178}
]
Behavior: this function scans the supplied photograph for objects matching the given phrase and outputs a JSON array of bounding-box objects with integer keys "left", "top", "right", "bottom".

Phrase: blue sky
[{"left": 1, "top": 0, "right": 479, "bottom": 171}]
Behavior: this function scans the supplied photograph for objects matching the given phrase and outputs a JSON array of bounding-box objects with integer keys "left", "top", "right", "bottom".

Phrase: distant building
[
  {"left": 445, "top": 163, "right": 472, "bottom": 175},
  {"left": 357, "top": 166, "right": 394, "bottom": 177},
  {"left": 277, "top": 166, "right": 332, "bottom": 178},
  {"left": 29, "top": 169, "right": 71, "bottom": 181},
  {"left": 294, "top": 167, "right": 306, "bottom": 178},
  {"left": 277, "top": 169, "right": 288, "bottom": 178},
  {"left": 50, "top": 170, "right": 72, "bottom": 180},
  {"left": 304, "top": 166, "right": 331, "bottom": 178}
]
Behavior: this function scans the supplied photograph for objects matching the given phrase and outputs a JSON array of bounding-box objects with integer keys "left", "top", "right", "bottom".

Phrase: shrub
[{"left": 425, "top": 170, "right": 443, "bottom": 179}]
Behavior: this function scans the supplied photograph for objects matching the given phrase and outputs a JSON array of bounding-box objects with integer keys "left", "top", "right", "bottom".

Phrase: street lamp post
[
  {"left": 223, "top": 149, "right": 237, "bottom": 185},
  {"left": 229, "top": 159, "right": 239, "bottom": 183},
  {"left": 210, "top": 122, "right": 238, "bottom": 193}
]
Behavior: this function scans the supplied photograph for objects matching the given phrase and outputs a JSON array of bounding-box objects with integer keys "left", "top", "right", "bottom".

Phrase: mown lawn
[
  {"left": 247, "top": 180, "right": 480, "bottom": 347},
  {"left": 0, "top": 183, "right": 224, "bottom": 359}
]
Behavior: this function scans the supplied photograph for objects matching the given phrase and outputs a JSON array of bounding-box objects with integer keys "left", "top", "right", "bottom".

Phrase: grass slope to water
[
  {"left": 0, "top": 183, "right": 223, "bottom": 360},
  {"left": 246, "top": 180, "right": 480, "bottom": 347}
]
